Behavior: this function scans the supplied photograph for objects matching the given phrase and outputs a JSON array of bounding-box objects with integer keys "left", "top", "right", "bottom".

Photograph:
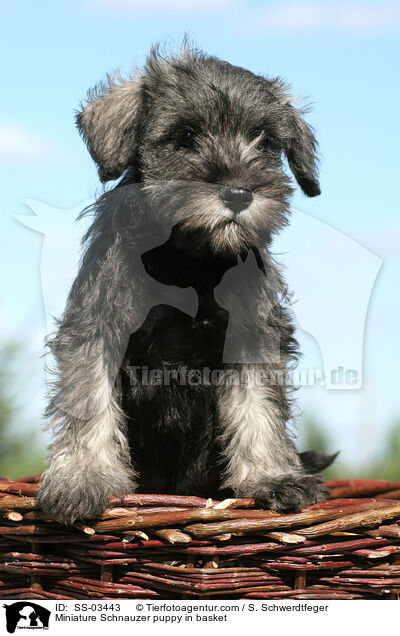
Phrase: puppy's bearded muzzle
[
  {"left": 97, "top": 180, "right": 289, "bottom": 257},
  {"left": 136, "top": 180, "right": 289, "bottom": 254}
]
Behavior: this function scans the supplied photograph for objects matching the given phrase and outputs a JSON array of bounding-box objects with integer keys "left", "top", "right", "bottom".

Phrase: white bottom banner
[{"left": 1, "top": 599, "right": 396, "bottom": 635}]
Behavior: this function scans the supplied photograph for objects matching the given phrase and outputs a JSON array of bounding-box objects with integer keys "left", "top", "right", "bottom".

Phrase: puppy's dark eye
[{"left": 176, "top": 129, "right": 196, "bottom": 150}]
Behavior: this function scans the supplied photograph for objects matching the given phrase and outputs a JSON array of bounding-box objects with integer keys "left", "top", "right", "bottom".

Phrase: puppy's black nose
[{"left": 220, "top": 186, "right": 253, "bottom": 214}]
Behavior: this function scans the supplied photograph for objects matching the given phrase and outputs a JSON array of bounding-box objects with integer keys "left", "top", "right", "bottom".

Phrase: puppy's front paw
[
  {"left": 37, "top": 471, "right": 135, "bottom": 525},
  {"left": 236, "top": 474, "right": 329, "bottom": 514}
]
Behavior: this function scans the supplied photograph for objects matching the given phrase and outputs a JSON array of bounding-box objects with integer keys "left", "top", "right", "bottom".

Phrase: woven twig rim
[{"left": 1, "top": 477, "right": 400, "bottom": 600}]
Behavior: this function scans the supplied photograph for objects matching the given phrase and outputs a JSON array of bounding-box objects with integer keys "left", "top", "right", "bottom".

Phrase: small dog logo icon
[{"left": 3, "top": 602, "right": 50, "bottom": 633}]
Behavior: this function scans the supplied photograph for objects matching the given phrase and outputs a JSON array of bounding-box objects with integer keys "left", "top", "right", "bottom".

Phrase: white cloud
[
  {"left": 0, "top": 123, "right": 60, "bottom": 162},
  {"left": 87, "top": 0, "right": 400, "bottom": 31},
  {"left": 88, "top": 0, "right": 235, "bottom": 13},
  {"left": 250, "top": 1, "right": 400, "bottom": 34}
]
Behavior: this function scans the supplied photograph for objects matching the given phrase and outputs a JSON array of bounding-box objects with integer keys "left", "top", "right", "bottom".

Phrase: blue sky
[{"left": 1, "top": 0, "right": 400, "bottom": 466}]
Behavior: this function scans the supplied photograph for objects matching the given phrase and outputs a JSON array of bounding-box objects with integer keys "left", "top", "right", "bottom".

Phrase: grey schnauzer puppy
[{"left": 37, "top": 44, "right": 334, "bottom": 524}]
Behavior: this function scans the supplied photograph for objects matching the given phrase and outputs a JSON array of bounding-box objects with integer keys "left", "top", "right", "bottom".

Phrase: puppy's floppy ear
[
  {"left": 76, "top": 73, "right": 143, "bottom": 182},
  {"left": 270, "top": 79, "right": 320, "bottom": 197},
  {"left": 283, "top": 101, "right": 321, "bottom": 197}
]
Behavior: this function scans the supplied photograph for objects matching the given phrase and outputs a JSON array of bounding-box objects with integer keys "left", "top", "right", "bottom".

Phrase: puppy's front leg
[
  {"left": 218, "top": 366, "right": 329, "bottom": 513},
  {"left": 37, "top": 342, "right": 136, "bottom": 524},
  {"left": 37, "top": 196, "right": 154, "bottom": 523}
]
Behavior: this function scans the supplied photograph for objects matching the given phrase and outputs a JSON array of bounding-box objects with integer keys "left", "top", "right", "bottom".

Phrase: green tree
[
  {"left": 301, "top": 412, "right": 400, "bottom": 480},
  {"left": 367, "top": 418, "right": 400, "bottom": 480},
  {"left": 0, "top": 342, "right": 46, "bottom": 479}
]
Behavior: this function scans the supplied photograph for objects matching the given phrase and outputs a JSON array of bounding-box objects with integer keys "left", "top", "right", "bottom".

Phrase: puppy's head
[{"left": 77, "top": 44, "right": 320, "bottom": 254}]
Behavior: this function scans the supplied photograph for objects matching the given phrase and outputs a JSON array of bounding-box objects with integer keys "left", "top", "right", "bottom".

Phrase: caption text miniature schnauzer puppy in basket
[{"left": 37, "top": 43, "right": 336, "bottom": 524}]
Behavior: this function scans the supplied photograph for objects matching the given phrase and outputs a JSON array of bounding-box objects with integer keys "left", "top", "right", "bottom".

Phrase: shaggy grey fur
[{"left": 37, "top": 44, "right": 330, "bottom": 524}]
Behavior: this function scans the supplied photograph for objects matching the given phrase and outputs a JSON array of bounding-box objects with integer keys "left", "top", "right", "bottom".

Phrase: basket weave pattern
[{"left": 1, "top": 477, "right": 400, "bottom": 600}]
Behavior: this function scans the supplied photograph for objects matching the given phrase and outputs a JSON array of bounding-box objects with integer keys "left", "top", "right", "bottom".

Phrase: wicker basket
[{"left": 1, "top": 476, "right": 400, "bottom": 600}]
